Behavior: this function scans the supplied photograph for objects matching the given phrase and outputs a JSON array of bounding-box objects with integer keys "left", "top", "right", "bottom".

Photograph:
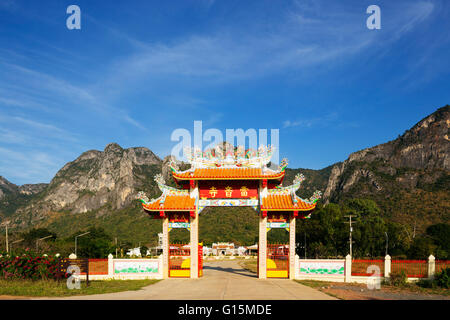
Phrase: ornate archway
[{"left": 137, "top": 145, "right": 321, "bottom": 279}]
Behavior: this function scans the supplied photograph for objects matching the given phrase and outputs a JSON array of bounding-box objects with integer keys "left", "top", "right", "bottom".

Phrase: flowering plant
[{"left": 0, "top": 251, "right": 61, "bottom": 280}]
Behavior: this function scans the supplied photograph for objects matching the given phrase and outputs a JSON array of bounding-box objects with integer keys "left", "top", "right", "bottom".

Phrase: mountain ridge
[{"left": 0, "top": 105, "right": 448, "bottom": 242}]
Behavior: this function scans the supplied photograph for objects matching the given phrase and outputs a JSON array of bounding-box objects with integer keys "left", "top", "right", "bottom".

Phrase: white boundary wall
[
  {"left": 294, "top": 254, "right": 437, "bottom": 284},
  {"left": 295, "top": 256, "right": 346, "bottom": 282},
  {"left": 78, "top": 255, "right": 163, "bottom": 280},
  {"left": 75, "top": 254, "right": 438, "bottom": 282}
]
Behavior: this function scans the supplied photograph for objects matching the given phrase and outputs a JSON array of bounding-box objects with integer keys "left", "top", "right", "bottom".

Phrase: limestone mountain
[
  {"left": 0, "top": 176, "right": 18, "bottom": 200},
  {"left": 5, "top": 143, "right": 163, "bottom": 228},
  {"left": 0, "top": 176, "right": 47, "bottom": 220},
  {"left": 0, "top": 105, "right": 448, "bottom": 243},
  {"left": 323, "top": 105, "right": 450, "bottom": 230}
]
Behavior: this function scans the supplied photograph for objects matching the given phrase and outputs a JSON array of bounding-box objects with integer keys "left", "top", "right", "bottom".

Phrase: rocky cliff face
[
  {"left": 6, "top": 143, "right": 162, "bottom": 227},
  {"left": 0, "top": 177, "right": 48, "bottom": 220},
  {"left": 18, "top": 184, "right": 48, "bottom": 196},
  {"left": 1, "top": 106, "right": 449, "bottom": 231},
  {"left": 0, "top": 176, "right": 18, "bottom": 200},
  {"left": 324, "top": 105, "right": 450, "bottom": 202}
]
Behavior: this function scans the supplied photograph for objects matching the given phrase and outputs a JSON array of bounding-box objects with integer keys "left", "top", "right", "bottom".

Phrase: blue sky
[{"left": 0, "top": 0, "right": 449, "bottom": 184}]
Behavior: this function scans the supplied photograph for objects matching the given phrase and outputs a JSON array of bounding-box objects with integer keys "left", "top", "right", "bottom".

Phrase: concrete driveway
[{"left": 49, "top": 260, "right": 335, "bottom": 300}]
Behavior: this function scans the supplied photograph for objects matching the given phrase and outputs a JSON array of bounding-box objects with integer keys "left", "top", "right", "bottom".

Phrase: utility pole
[
  {"left": 115, "top": 237, "right": 118, "bottom": 258},
  {"left": 5, "top": 225, "right": 8, "bottom": 254},
  {"left": 344, "top": 215, "right": 356, "bottom": 257}
]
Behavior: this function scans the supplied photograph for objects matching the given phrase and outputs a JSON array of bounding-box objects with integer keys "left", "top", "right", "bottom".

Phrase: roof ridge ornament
[
  {"left": 169, "top": 159, "right": 179, "bottom": 172},
  {"left": 309, "top": 190, "right": 322, "bottom": 204},
  {"left": 280, "top": 158, "right": 288, "bottom": 171},
  {"left": 297, "top": 190, "right": 323, "bottom": 205},
  {"left": 183, "top": 143, "right": 275, "bottom": 169},
  {"left": 136, "top": 191, "right": 149, "bottom": 204},
  {"left": 136, "top": 191, "right": 159, "bottom": 205},
  {"left": 268, "top": 173, "right": 305, "bottom": 194},
  {"left": 154, "top": 173, "right": 188, "bottom": 194}
]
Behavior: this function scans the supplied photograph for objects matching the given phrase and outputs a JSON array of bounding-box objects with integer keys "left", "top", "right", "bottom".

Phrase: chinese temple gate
[{"left": 137, "top": 145, "right": 321, "bottom": 279}]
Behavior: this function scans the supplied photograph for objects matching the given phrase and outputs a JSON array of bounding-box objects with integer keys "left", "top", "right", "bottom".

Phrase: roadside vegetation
[
  {"left": 296, "top": 267, "right": 450, "bottom": 300},
  {"left": 1, "top": 199, "right": 448, "bottom": 260},
  {"left": 0, "top": 279, "right": 159, "bottom": 297},
  {"left": 239, "top": 259, "right": 257, "bottom": 273}
]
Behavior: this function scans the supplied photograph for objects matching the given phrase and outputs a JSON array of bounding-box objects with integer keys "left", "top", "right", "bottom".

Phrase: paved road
[{"left": 49, "top": 260, "right": 336, "bottom": 300}]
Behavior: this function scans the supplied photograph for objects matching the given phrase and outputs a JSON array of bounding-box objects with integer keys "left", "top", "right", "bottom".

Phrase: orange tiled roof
[
  {"left": 142, "top": 194, "right": 195, "bottom": 211},
  {"left": 173, "top": 168, "right": 284, "bottom": 180},
  {"left": 261, "top": 193, "right": 316, "bottom": 211}
]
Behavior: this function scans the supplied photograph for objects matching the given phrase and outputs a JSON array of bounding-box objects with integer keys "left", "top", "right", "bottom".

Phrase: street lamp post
[
  {"left": 5, "top": 225, "right": 8, "bottom": 254},
  {"left": 75, "top": 232, "right": 90, "bottom": 257},
  {"left": 36, "top": 235, "right": 53, "bottom": 253},
  {"left": 10, "top": 239, "right": 24, "bottom": 252},
  {"left": 304, "top": 232, "right": 307, "bottom": 259},
  {"left": 385, "top": 232, "right": 389, "bottom": 256}
]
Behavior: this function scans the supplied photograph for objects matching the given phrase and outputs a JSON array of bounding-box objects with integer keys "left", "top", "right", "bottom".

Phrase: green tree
[
  {"left": 426, "top": 223, "right": 450, "bottom": 259},
  {"left": 22, "top": 228, "right": 57, "bottom": 248},
  {"left": 73, "top": 227, "right": 114, "bottom": 258},
  {"left": 140, "top": 245, "right": 149, "bottom": 257},
  {"left": 345, "top": 199, "right": 386, "bottom": 257},
  {"left": 386, "top": 221, "right": 410, "bottom": 256},
  {"left": 408, "top": 237, "right": 436, "bottom": 259}
]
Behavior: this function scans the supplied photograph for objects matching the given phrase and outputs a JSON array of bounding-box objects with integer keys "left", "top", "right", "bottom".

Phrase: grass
[
  {"left": 295, "top": 280, "right": 332, "bottom": 288},
  {"left": 381, "top": 281, "right": 450, "bottom": 296},
  {"left": 0, "top": 279, "right": 160, "bottom": 297},
  {"left": 239, "top": 260, "right": 257, "bottom": 273}
]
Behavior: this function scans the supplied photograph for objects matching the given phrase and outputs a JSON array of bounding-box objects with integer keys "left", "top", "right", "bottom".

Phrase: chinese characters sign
[{"left": 199, "top": 181, "right": 258, "bottom": 199}]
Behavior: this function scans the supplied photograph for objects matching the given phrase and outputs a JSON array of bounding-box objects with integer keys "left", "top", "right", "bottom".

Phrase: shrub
[
  {"left": 0, "top": 251, "right": 60, "bottom": 280},
  {"left": 389, "top": 270, "right": 407, "bottom": 286},
  {"left": 435, "top": 267, "right": 450, "bottom": 289},
  {"left": 416, "top": 278, "right": 436, "bottom": 288}
]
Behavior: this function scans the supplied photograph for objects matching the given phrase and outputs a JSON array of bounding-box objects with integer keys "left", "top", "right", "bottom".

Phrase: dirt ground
[
  {"left": 0, "top": 295, "right": 31, "bottom": 300},
  {"left": 316, "top": 283, "right": 450, "bottom": 300}
]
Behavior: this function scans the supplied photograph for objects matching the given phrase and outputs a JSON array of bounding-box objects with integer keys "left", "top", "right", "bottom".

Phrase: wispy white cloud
[
  {"left": 0, "top": 113, "right": 79, "bottom": 143},
  {"left": 0, "top": 146, "right": 62, "bottom": 183},
  {"left": 283, "top": 112, "right": 339, "bottom": 129},
  {"left": 97, "top": 0, "right": 437, "bottom": 95},
  {"left": 123, "top": 114, "right": 148, "bottom": 132},
  {"left": 393, "top": 1, "right": 435, "bottom": 38},
  {"left": 0, "top": 0, "right": 444, "bottom": 184}
]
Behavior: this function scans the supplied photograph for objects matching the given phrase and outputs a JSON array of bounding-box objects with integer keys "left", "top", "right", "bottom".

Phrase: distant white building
[
  {"left": 212, "top": 242, "right": 235, "bottom": 256},
  {"left": 209, "top": 242, "right": 248, "bottom": 256},
  {"left": 246, "top": 244, "right": 258, "bottom": 255},
  {"left": 203, "top": 246, "right": 213, "bottom": 255},
  {"left": 126, "top": 247, "right": 142, "bottom": 257},
  {"left": 236, "top": 246, "right": 247, "bottom": 256}
]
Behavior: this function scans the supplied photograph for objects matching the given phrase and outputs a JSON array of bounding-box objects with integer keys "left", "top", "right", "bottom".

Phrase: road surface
[{"left": 45, "top": 260, "right": 336, "bottom": 300}]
